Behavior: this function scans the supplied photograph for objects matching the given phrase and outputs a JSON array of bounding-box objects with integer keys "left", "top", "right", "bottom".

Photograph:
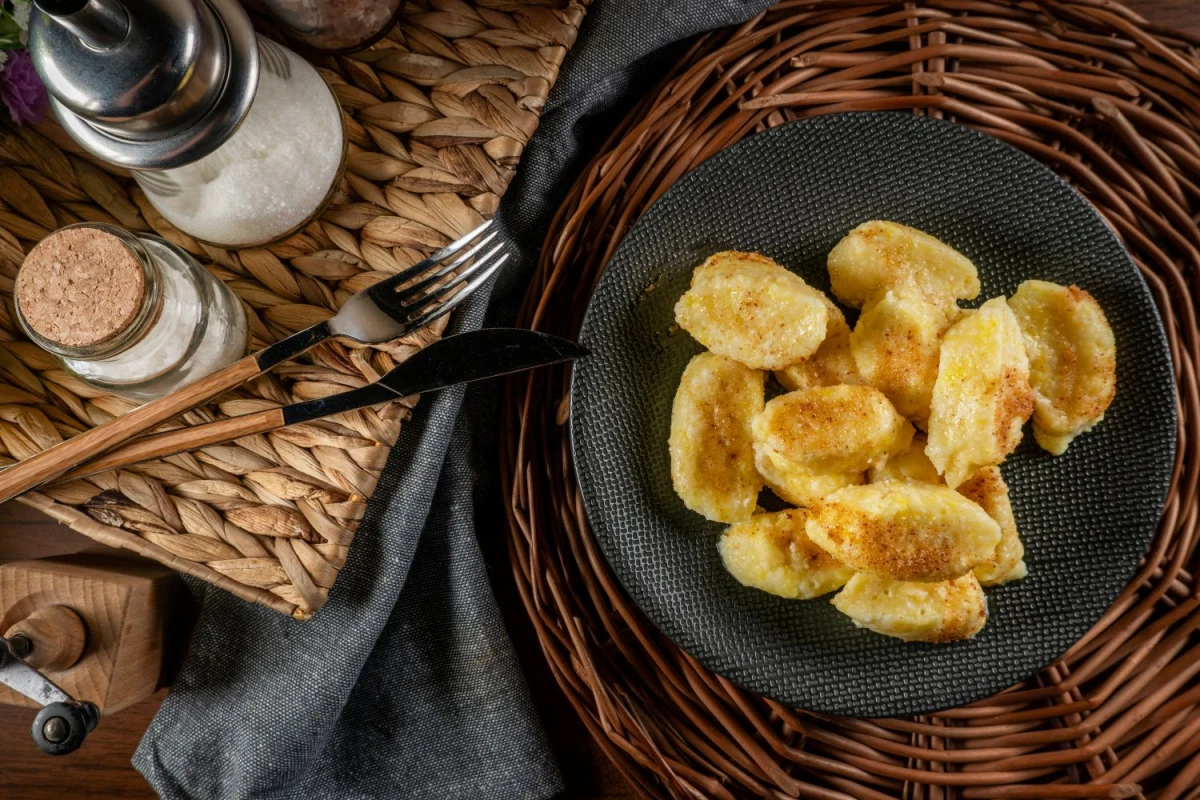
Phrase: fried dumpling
[
  {"left": 958, "top": 466, "right": 1026, "bottom": 586},
  {"left": 926, "top": 298, "right": 1033, "bottom": 488},
  {"left": 850, "top": 288, "right": 957, "bottom": 423},
  {"left": 827, "top": 220, "right": 980, "bottom": 309},
  {"left": 775, "top": 298, "right": 861, "bottom": 392},
  {"left": 806, "top": 482, "right": 1001, "bottom": 581},
  {"left": 675, "top": 251, "right": 828, "bottom": 370},
  {"left": 832, "top": 572, "right": 987, "bottom": 642},
  {"left": 1008, "top": 280, "right": 1116, "bottom": 455},
  {"left": 868, "top": 432, "right": 942, "bottom": 485},
  {"left": 719, "top": 509, "right": 854, "bottom": 599},
  {"left": 754, "top": 442, "right": 863, "bottom": 507},
  {"left": 753, "top": 385, "right": 913, "bottom": 474},
  {"left": 669, "top": 352, "right": 763, "bottom": 522}
]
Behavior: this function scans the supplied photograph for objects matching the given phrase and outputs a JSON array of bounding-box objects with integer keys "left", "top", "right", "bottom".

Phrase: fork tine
[
  {"left": 374, "top": 220, "right": 494, "bottom": 292},
  {"left": 400, "top": 242, "right": 506, "bottom": 316},
  {"left": 435, "top": 230, "right": 502, "bottom": 276},
  {"left": 390, "top": 231, "right": 501, "bottom": 300},
  {"left": 403, "top": 253, "right": 510, "bottom": 331}
]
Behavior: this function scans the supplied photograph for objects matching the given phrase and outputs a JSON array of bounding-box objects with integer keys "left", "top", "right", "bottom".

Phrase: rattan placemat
[
  {"left": 503, "top": 1, "right": 1200, "bottom": 796},
  {"left": 0, "top": 0, "right": 586, "bottom": 620}
]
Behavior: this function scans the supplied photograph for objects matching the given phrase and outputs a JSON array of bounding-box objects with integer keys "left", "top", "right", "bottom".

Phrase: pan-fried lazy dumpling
[
  {"left": 1008, "top": 280, "right": 1116, "bottom": 455},
  {"left": 674, "top": 251, "right": 828, "bottom": 370},
  {"left": 752, "top": 385, "right": 913, "bottom": 474},
  {"left": 926, "top": 298, "right": 1034, "bottom": 488},
  {"left": 827, "top": 221, "right": 980, "bottom": 309},
  {"left": 806, "top": 482, "right": 1001, "bottom": 581},
  {"left": 958, "top": 466, "right": 1026, "bottom": 586},
  {"left": 719, "top": 509, "right": 854, "bottom": 599},
  {"left": 850, "top": 288, "right": 957, "bottom": 423},
  {"left": 832, "top": 573, "right": 988, "bottom": 642},
  {"left": 775, "top": 298, "right": 861, "bottom": 392},
  {"left": 669, "top": 353, "right": 763, "bottom": 523},
  {"left": 868, "top": 432, "right": 942, "bottom": 485},
  {"left": 754, "top": 442, "right": 863, "bottom": 507}
]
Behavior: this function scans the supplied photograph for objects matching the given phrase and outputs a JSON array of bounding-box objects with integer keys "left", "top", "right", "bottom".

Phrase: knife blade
[{"left": 282, "top": 327, "right": 588, "bottom": 425}]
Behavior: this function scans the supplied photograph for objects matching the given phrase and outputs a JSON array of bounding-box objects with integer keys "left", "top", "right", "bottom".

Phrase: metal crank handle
[
  {"left": 0, "top": 635, "right": 98, "bottom": 755},
  {"left": 31, "top": 700, "right": 100, "bottom": 756}
]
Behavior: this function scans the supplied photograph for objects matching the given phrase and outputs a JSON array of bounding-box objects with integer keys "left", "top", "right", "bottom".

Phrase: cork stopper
[{"left": 16, "top": 227, "right": 146, "bottom": 349}]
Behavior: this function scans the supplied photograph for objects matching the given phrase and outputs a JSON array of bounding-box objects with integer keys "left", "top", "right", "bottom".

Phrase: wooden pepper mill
[{"left": 0, "top": 554, "right": 189, "bottom": 753}]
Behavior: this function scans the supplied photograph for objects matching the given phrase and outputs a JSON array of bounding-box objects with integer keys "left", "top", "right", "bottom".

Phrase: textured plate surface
[{"left": 570, "top": 112, "right": 1177, "bottom": 717}]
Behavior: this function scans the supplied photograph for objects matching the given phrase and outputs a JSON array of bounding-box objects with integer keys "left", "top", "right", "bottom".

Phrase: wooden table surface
[{"left": 0, "top": 3, "right": 1195, "bottom": 797}]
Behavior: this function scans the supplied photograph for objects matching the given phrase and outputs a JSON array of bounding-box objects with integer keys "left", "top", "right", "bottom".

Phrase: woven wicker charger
[
  {"left": 0, "top": 0, "right": 586, "bottom": 621},
  {"left": 502, "top": 1, "right": 1200, "bottom": 797}
]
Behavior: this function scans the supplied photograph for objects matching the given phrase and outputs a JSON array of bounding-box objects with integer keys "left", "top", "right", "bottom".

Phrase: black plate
[{"left": 569, "top": 112, "right": 1177, "bottom": 717}]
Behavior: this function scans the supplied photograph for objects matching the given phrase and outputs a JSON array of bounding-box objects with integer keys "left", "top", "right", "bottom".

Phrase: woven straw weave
[
  {"left": 503, "top": 1, "right": 1200, "bottom": 797},
  {"left": 0, "top": 0, "right": 585, "bottom": 620}
]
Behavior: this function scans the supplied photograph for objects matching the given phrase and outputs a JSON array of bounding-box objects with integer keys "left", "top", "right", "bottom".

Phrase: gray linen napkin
[{"left": 133, "top": 2, "right": 772, "bottom": 797}]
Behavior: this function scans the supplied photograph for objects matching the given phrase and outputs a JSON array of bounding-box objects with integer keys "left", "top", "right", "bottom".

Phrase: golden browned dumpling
[
  {"left": 868, "top": 433, "right": 942, "bottom": 485},
  {"left": 827, "top": 221, "right": 980, "bottom": 309},
  {"left": 806, "top": 482, "right": 1001, "bottom": 581},
  {"left": 669, "top": 353, "right": 764, "bottom": 522},
  {"left": 775, "top": 298, "right": 861, "bottom": 392},
  {"left": 754, "top": 442, "right": 863, "bottom": 507},
  {"left": 674, "top": 251, "right": 829, "bottom": 370},
  {"left": 752, "top": 385, "right": 913, "bottom": 474},
  {"left": 850, "top": 288, "right": 957, "bottom": 423},
  {"left": 1008, "top": 280, "right": 1116, "bottom": 455},
  {"left": 926, "top": 298, "right": 1034, "bottom": 488},
  {"left": 958, "top": 466, "right": 1026, "bottom": 586},
  {"left": 832, "top": 573, "right": 988, "bottom": 642},
  {"left": 719, "top": 509, "right": 855, "bottom": 599}
]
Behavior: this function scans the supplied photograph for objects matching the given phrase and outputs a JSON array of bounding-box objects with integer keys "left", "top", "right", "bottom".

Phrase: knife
[{"left": 51, "top": 328, "right": 586, "bottom": 484}]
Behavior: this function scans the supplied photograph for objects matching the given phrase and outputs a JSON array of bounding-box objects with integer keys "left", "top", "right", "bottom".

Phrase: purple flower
[{"left": 0, "top": 49, "right": 47, "bottom": 126}]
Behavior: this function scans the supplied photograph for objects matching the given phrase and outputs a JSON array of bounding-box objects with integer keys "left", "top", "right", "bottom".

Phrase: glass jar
[
  {"left": 132, "top": 37, "right": 347, "bottom": 248},
  {"left": 256, "top": 0, "right": 406, "bottom": 54},
  {"left": 14, "top": 223, "right": 250, "bottom": 402}
]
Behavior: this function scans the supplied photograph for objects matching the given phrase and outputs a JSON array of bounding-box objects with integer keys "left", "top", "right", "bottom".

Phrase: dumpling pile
[{"left": 668, "top": 221, "right": 1117, "bottom": 642}]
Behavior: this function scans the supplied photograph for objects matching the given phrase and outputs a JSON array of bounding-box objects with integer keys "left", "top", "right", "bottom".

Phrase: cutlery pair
[{"left": 0, "top": 222, "right": 583, "bottom": 501}]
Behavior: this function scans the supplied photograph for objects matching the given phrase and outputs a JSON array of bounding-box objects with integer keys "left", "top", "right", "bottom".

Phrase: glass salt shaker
[
  {"left": 14, "top": 223, "right": 250, "bottom": 401},
  {"left": 28, "top": 0, "right": 346, "bottom": 249}
]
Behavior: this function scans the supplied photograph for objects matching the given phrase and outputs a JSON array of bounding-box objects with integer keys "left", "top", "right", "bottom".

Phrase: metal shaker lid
[{"left": 29, "top": 0, "right": 260, "bottom": 170}]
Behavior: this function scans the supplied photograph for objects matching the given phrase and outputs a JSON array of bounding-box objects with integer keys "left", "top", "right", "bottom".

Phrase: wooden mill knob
[{"left": 5, "top": 605, "right": 87, "bottom": 673}]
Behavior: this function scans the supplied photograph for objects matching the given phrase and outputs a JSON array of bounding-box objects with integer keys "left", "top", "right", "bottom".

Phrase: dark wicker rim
[{"left": 500, "top": 2, "right": 1200, "bottom": 797}]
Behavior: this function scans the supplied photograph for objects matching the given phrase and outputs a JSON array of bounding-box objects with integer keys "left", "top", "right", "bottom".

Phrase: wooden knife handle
[
  {"left": 56, "top": 408, "right": 286, "bottom": 483},
  {"left": 0, "top": 355, "right": 262, "bottom": 503}
]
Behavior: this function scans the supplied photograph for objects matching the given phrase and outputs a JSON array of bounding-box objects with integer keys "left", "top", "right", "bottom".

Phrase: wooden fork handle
[
  {"left": 0, "top": 355, "right": 263, "bottom": 503},
  {"left": 56, "top": 408, "right": 287, "bottom": 483}
]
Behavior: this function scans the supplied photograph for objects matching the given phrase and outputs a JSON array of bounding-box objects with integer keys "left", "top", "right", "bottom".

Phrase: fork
[{"left": 0, "top": 221, "right": 508, "bottom": 504}]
